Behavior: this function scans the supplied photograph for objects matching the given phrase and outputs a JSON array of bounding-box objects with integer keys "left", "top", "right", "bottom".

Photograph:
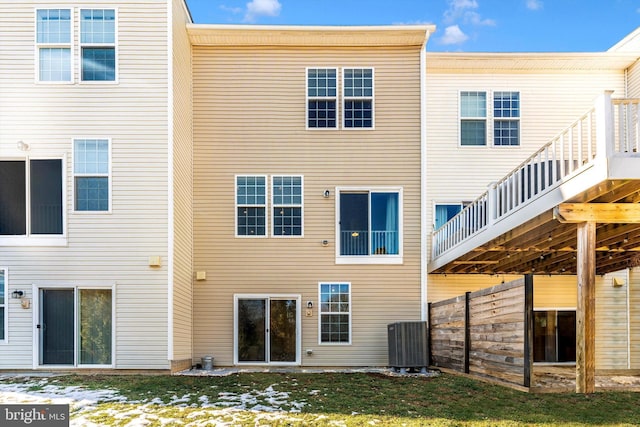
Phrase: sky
[{"left": 185, "top": 0, "right": 640, "bottom": 52}]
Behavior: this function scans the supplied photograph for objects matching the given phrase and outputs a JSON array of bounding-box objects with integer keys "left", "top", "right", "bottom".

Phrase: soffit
[
  {"left": 187, "top": 24, "right": 435, "bottom": 47},
  {"left": 426, "top": 52, "right": 640, "bottom": 73}
]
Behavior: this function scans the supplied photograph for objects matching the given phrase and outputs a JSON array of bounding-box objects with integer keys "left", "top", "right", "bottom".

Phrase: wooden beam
[
  {"left": 576, "top": 221, "right": 596, "bottom": 394},
  {"left": 555, "top": 203, "right": 640, "bottom": 223}
]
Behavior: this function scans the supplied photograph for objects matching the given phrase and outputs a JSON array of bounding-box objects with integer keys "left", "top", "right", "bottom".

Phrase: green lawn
[{"left": 3, "top": 372, "right": 640, "bottom": 426}]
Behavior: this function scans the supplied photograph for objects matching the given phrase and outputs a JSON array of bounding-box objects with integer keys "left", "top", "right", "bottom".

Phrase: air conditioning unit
[{"left": 388, "top": 321, "right": 428, "bottom": 371}]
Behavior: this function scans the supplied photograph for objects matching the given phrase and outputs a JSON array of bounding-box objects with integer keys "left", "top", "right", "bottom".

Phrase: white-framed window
[
  {"left": 343, "top": 68, "right": 374, "bottom": 128},
  {"left": 307, "top": 68, "right": 337, "bottom": 129},
  {"left": 0, "top": 269, "right": 6, "bottom": 342},
  {"left": 236, "top": 175, "right": 267, "bottom": 237},
  {"left": 493, "top": 91, "right": 520, "bottom": 146},
  {"left": 434, "top": 203, "right": 463, "bottom": 230},
  {"left": 272, "top": 175, "right": 303, "bottom": 237},
  {"left": 80, "top": 9, "right": 116, "bottom": 82},
  {"left": 0, "top": 158, "right": 64, "bottom": 239},
  {"left": 319, "top": 282, "right": 351, "bottom": 345},
  {"left": 36, "top": 8, "right": 72, "bottom": 82},
  {"left": 336, "top": 187, "right": 402, "bottom": 264},
  {"left": 73, "top": 139, "right": 110, "bottom": 211},
  {"left": 460, "top": 91, "right": 487, "bottom": 146}
]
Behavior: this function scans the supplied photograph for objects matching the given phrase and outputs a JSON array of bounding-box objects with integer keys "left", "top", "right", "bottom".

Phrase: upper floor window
[
  {"left": 307, "top": 68, "right": 337, "bottom": 129},
  {"left": 0, "top": 269, "right": 6, "bottom": 342},
  {"left": 80, "top": 9, "right": 116, "bottom": 81},
  {"left": 337, "top": 188, "right": 401, "bottom": 263},
  {"left": 236, "top": 175, "right": 267, "bottom": 237},
  {"left": 0, "top": 159, "right": 63, "bottom": 236},
  {"left": 343, "top": 68, "right": 374, "bottom": 128},
  {"left": 74, "top": 139, "right": 110, "bottom": 211},
  {"left": 460, "top": 91, "right": 487, "bottom": 146},
  {"left": 272, "top": 176, "right": 303, "bottom": 237},
  {"left": 36, "top": 9, "right": 72, "bottom": 82},
  {"left": 493, "top": 91, "right": 520, "bottom": 146}
]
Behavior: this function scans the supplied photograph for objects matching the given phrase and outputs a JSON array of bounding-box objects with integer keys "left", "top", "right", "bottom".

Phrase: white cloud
[
  {"left": 526, "top": 0, "right": 543, "bottom": 10},
  {"left": 244, "top": 0, "right": 282, "bottom": 22},
  {"left": 439, "top": 25, "right": 469, "bottom": 45},
  {"left": 220, "top": 5, "right": 243, "bottom": 15},
  {"left": 444, "top": 0, "right": 479, "bottom": 23},
  {"left": 466, "top": 11, "right": 495, "bottom": 26}
]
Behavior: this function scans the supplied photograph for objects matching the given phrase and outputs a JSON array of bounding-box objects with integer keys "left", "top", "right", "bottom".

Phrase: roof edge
[{"left": 187, "top": 24, "right": 436, "bottom": 47}]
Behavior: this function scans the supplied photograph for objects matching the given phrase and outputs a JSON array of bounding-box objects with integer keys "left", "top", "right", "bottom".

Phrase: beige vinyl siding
[
  {"left": 630, "top": 268, "right": 640, "bottom": 368},
  {"left": 427, "top": 274, "right": 577, "bottom": 308},
  {"left": 0, "top": 1, "right": 170, "bottom": 369},
  {"left": 627, "top": 59, "right": 640, "bottom": 98},
  {"left": 595, "top": 271, "right": 629, "bottom": 369},
  {"left": 170, "top": 0, "right": 194, "bottom": 365},
  {"left": 193, "top": 45, "right": 423, "bottom": 366}
]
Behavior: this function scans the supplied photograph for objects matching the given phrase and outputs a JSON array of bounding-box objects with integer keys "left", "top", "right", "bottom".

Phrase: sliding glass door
[
  {"left": 533, "top": 310, "right": 576, "bottom": 363},
  {"left": 236, "top": 296, "right": 299, "bottom": 364},
  {"left": 39, "top": 287, "right": 112, "bottom": 366}
]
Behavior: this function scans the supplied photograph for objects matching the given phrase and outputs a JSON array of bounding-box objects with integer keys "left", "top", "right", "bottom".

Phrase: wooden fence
[{"left": 428, "top": 275, "right": 534, "bottom": 387}]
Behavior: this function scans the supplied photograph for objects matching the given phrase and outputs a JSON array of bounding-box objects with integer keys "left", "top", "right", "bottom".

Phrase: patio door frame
[
  {"left": 32, "top": 283, "right": 115, "bottom": 369},
  {"left": 233, "top": 294, "right": 301, "bottom": 366},
  {"left": 533, "top": 307, "right": 576, "bottom": 365}
]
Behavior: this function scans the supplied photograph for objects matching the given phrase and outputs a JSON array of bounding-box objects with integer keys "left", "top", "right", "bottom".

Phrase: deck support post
[{"left": 576, "top": 221, "right": 596, "bottom": 394}]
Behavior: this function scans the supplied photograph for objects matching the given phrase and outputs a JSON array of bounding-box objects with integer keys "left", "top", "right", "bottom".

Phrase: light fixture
[
  {"left": 17, "top": 140, "right": 29, "bottom": 151},
  {"left": 351, "top": 232, "right": 359, "bottom": 237},
  {"left": 307, "top": 301, "right": 313, "bottom": 309},
  {"left": 323, "top": 190, "right": 330, "bottom": 198},
  {"left": 11, "top": 290, "right": 24, "bottom": 299}
]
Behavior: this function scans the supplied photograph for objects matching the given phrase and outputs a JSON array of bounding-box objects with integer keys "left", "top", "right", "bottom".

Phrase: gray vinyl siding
[
  {"left": 0, "top": 0, "right": 170, "bottom": 369},
  {"left": 192, "top": 46, "right": 423, "bottom": 366},
  {"left": 171, "top": 0, "right": 194, "bottom": 363}
]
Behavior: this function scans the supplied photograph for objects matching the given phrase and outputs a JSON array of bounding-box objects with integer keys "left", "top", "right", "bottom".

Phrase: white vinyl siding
[
  {"left": 171, "top": 0, "right": 195, "bottom": 366},
  {"left": 0, "top": 1, "right": 170, "bottom": 369}
]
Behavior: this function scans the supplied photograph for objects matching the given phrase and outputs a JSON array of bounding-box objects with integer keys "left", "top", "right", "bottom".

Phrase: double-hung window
[
  {"left": 236, "top": 175, "right": 267, "bottom": 237},
  {"left": 337, "top": 188, "right": 401, "bottom": 263},
  {"left": 307, "top": 68, "right": 337, "bottom": 128},
  {"left": 36, "top": 9, "right": 72, "bottom": 82},
  {"left": 0, "top": 269, "right": 6, "bottom": 342},
  {"left": 272, "top": 176, "right": 303, "bottom": 237},
  {"left": 343, "top": 68, "right": 374, "bottom": 128},
  {"left": 74, "top": 139, "right": 110, "bottom": 211},
  {"left": 319, "top": 282, "right": 351, "bottom": 344},
  {"left": 493, "top": 91, "right": 520, "bottom": 146},
  {"left": 0, "top": 159, "right": 63, "bottom": 237},
  {"left": 80, "top": 9, "right": 116, "bottom": 81},
  {"left": 460, "top": 91, "right": 487, "bottom": 146}
]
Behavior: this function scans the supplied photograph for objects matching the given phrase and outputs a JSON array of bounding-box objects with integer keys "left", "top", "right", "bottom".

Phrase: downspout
[{"left": 420, "top": 32, "right": 429, "bottom": 321}]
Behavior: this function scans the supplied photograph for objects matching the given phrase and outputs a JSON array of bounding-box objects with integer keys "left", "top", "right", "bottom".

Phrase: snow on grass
[{"left": 0, "top": 376, "right": 309, "bottom": 426}]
